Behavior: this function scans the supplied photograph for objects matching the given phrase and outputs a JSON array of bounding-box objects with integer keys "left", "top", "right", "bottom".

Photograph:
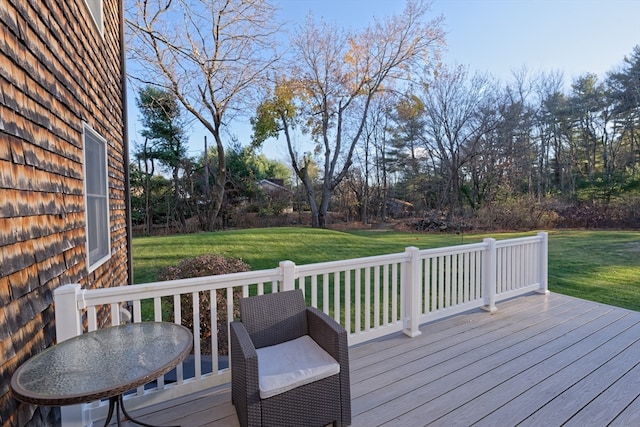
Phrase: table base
[{"left": 104, "top": 395, "right": 180, "bottom": 427}]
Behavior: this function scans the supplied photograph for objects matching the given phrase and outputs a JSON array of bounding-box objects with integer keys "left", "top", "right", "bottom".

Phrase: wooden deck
[{"left": 113, "top": 292, "right": 640, "bottom": 426}]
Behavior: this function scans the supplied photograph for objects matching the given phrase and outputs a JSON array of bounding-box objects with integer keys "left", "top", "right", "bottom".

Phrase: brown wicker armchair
[{"left": 230, "top": 289, "right": 351, "bottom": 427}]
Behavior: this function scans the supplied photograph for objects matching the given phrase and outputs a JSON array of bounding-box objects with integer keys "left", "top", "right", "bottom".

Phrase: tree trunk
[{"left": 203, "top": 130, "right": 227, "bottom": 232}]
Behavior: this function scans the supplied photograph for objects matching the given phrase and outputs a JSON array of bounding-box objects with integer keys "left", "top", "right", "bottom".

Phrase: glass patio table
[{"left": 11, "top": 322, "right": 193, "bottom": 427}]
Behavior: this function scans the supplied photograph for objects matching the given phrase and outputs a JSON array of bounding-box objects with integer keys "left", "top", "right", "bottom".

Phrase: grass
[
  {"left": 132, "top": 228, "right": 640, "bottom": 312},
  {"left": 545, "top": 230, "right": 640, "bottom": 311}
]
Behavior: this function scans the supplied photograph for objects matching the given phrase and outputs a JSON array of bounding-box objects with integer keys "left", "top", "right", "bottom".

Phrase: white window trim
[
  {"left": 83, "top": 0, "right": 104, "bottom": 35},
  {"left": 83, "top": 123, "right": 111, "bottom": 272}
]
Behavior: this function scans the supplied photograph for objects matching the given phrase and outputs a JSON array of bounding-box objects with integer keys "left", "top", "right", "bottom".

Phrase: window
[
  {"left": 83, "top": 124, "right": 111, "bottom": 271},
  {"left": 84, "top": 0, "right": 104, "bottom": 35}
]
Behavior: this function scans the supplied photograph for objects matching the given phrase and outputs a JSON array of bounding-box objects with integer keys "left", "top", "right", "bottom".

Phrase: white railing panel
[
  {"left": 419, "top": 243, "right": 486, "bottom": 317},
  {"left": 55, "top": 233, "right": 548, "bottom": 427},
  {"left": 495, "top": 234, "right": 544, "bottom": 297}
]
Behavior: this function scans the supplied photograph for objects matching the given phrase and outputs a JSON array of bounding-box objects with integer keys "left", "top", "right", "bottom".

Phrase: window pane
[
  {"left": 87, "top": 195, "right": 110, "bottom": 265},
  {"left": 84, "top": 125, "right": 110, "bottom": 270}
]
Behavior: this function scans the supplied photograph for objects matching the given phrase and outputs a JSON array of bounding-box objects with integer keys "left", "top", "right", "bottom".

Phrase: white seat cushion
[{"left": 255, "top": 335, "right": 340, "bottom": 399}]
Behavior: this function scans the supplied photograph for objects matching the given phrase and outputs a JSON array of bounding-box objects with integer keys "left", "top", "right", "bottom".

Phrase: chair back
[{"left": 239, "top": 289, "right": 308, "bottom": 348}]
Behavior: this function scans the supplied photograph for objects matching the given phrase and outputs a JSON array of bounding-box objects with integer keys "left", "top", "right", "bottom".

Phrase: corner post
[
  {"left": 482, "top": 238, "right": 497, "bottom": 313},
  {"left": 279, "top": 260, "right": 296, "bottom": 292},
  {"left": 54, "top": 284, "right": 83, "bottom": 342},
  {"left": 537, "top": 232, "right": 549, "bottom": 294},
  {"left": 55, "top": 284, "right": 85, "bottom": 427},
  {"left": 403, "top": 246, "right": 422, "bottom": 338}
]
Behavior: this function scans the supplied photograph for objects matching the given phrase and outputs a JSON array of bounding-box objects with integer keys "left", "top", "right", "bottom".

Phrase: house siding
[{"left": 0, "top": 1, "right": 129, "bottom": 426}]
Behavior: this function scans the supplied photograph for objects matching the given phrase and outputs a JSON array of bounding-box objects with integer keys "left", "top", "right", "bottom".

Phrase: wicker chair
[{"left": 230, "top": 289, "right": 351, "bottom": 427}]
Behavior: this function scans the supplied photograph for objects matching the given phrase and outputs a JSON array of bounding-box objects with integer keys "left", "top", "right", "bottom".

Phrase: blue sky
[
  {"left": 128, "top": 0, "right": 640, "bottom": 160},
  {"left": 277, "top": 0, "right": 640, "bottom": 83}
]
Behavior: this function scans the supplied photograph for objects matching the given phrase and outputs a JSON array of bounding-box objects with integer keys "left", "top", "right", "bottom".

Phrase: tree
[
  {"left": 386, "top": 93, "right": 434, "bottom": 213},
  {"left": 607, "top": 46, "right": 640, "bottom": 177},
  {"left": 533, "top": 70, "right": 565, "bottom": 197},
  {"left": 252, "top": 0, "right": 444, "bottom": 228},
  {"left": 421, "top": 65, "right": 499, "bottom": 219},
  {"left": 134, "top": 86, "right": 188, "bottom": 231},
  {"left": 223, "top": 142, "right": 291, "bottom": 205},
  {"left": 127, "top": 0, "right": 281, "bottom": 231}
]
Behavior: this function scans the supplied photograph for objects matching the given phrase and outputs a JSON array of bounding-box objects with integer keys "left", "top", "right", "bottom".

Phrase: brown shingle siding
[
  {"left": 1, "top": 0, "right": 129, "bottom": 424},
  {"left": 0, "top": 276, "right": 10, "bottom": 308},
  {"left": 0, "top": 241, "right": 36, "bottom": 277},
  {"left": 6, "top": 264, "right": 39, "bottom": 300}
]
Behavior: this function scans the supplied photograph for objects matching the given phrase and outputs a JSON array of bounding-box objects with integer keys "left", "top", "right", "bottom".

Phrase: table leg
[
  {"left": 101, "top": 395, "right": 179, "bottom": 427},
  {"left": 118, "top": 394, "right": 181, "bottom": 427},
  {"left": 103, "top": 396, "right": 117, "bottom": 427}
]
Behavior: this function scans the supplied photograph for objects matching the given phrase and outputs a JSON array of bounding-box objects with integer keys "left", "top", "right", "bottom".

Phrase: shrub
[
  {"left": 158, "top": 254, "right": 251, "bottom": 355},
  {"left": 474, "top": 197, "right": 559, "bottom": 231}
]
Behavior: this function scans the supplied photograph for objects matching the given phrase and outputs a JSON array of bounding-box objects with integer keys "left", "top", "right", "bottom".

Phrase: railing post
[
  {"left": 482, "top": 238, "right": 497, "bottom": 313},
  {"left": 54, "top": 284, "right": 83, "bottom": 342},
  {"left": 280, "top": 260, "right": 296, "bottom": 292},
  {"left": 537, "top": 231, "right": 549, "bottom": 294},
  {"left": 54, "top": 284, "right": 85, "bottom": 427},
  {"left": 403, "top": 246, "right": 422, "bottom": 338}
]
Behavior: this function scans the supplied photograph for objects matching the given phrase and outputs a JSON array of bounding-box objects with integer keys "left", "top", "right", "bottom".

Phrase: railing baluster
[
  {"left": 132, "top": 300, "right": 141, "bottom": 322},
  {"left": 345, "top": 269, "right": 351, "bottom": 334},
  {"left": 392, "top": 263, "right": 398, "bottom": 323},
  {"left": 210, "top": 289, "right": 218, "bottom": 375},
  {"left": 423, "top": 258, "right": 430, "bottom": 314},
  {"left": 463, "top": 252, "right": 470, "bottom": 303},
  {"left": 192, "top": 292, "right": 201, "bottom": 379},
  {"left": 87, "top": 307, "right": 97, "bottom": 332},
  {"left": 311, "top": 275, "right": 318, "bottom": 308},
  {"left": 374, "top": 265, "right": 380, "bottom": 328},
  {"left": 333, "top": 271, "right": 340, "bottom": 323},
  {"left": 429, "top": 257, "right": 436, "bottom": 312},
  {"left": 173, "top": 294, "right": 184, "bottom": 383},
  {"left": 355, "top": 268, "right": 361, "bottom": 334},
  {"left": 438, "top": 256, "right": 444, "bottom": 310},
  {"left": 226, "top": 287, "right": 234, "bottom": 355},
  {"left": 527, "top": 242, "right": 533, "bottom": 286},
  {"left": 110, "top": 304, "right": 120, "bottom": 326},
  {"left": 323, "top": 272, "right": 330, "bottom": 314},
  {"left": 364, "top": 267, "right": 371, "bottom": 331},
  {"left": 383, "top": 264, "right": 390, "bottom": 325},
  {"left": 450, "top": 254, "right": 457, "bottom": 306},
  {"left": 507, "top": 246, "right": 512, "bottom": 290},
  {"left": 527, "top": 243, "right": 532, "bottom": 286},
  {"left": 472, "top": 250, "right": 479, "bottom": 300},
  {"left": 154, "top": 297, "right": 162, "bottom": 322}
]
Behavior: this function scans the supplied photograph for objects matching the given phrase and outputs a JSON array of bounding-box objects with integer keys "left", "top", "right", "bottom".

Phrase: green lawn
[{"left": 132, "top": 228, "right": 640, "bottom": 312}]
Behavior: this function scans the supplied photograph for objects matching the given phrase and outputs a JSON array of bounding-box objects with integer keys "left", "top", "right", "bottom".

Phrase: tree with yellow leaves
[{"left": 252, "top": 0, "right": 444, "bottom": 228}]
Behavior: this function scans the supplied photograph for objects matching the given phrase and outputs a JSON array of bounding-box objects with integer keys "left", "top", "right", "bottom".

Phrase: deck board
[{"left": 112, "top": 293, "right": 640, "bottom": 427}]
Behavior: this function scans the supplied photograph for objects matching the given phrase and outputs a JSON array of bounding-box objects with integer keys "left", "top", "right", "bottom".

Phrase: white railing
[{"left": 54, "top": 232, "right": 548, "bottom": 426}]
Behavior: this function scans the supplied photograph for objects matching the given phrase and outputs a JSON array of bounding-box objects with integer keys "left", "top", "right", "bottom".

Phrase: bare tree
[
  {"left": 421, "top": 65, "right": 499, "bottom": 219},
  {"left": 126, "top": 0, "right": 281, "bottom": 230},
  {"left": 252, "top": 0, "right": 444, "bottom": 228}
]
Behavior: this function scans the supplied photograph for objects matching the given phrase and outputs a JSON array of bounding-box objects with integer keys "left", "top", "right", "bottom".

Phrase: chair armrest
[
  {"left": 307, "top": 306, "right": 352, "bottom": 426},
  {"left": 230, "top": 321, "right": 261, "bottom": 427},
  {"left": 306, "top": 307, "right": 348, "bottom": 364},
  {"left": 230, "top": 321, "right": 258, "bottom": 362}
]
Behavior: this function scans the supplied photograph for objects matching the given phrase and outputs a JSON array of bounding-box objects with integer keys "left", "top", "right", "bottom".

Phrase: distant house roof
[{"left": 258, "top": 179, "right": 290, "bottom": 193}]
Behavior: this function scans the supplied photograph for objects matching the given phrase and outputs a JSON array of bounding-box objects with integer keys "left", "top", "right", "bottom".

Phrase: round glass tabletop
[{"left": 11, "top": 322, "right": 193, "bottom": 405}]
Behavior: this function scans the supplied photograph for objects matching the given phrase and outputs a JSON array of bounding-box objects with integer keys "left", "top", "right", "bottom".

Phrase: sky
[{"left": 127, "top": 0, "right": 640, "bottom": 160}]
